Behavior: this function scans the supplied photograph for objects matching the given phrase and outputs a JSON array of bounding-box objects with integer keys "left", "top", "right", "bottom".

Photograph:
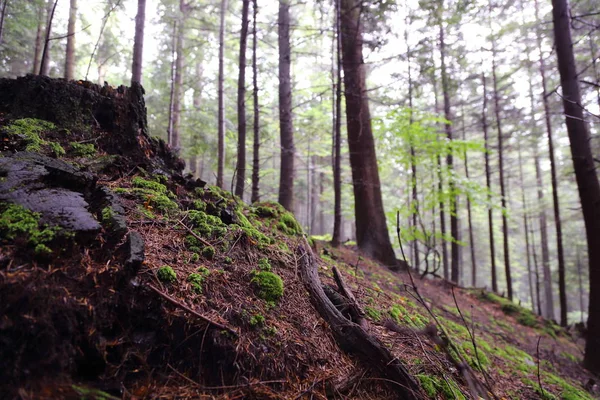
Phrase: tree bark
[
  {"left": 534, "top": 0, "right": 567, "bottom": 326},
  {"left": 461, "top": 111, "right": 476, "bottom": 286},
  {"left": 0, "top": 0, "right": 9, "bottom": 46},
  {"left": 438, "top": 15, "right": 459, "bottom": 284},
  {"left": 331, "top": 0, "right": 342, "bottom": 247},
  {"left": 533, "top": 137, "right": 554, "bottom": 320},
  {"left": 339, "top": 0, "right": 397, "bottom": 267},
  {"left": 551, "top": 0, "right": 600, "bottom": 373},
  {"left": 235, "top": 0, "right": 250, "bottom": 198},
  {"left": 277, "top": 0, "right": 294, "bottom": 210},
  {"left": 250, "top": 0, "right": 260, "bottom": 203},
  {"left": 167, "top": 21, "right": 177, "bottom": 146},
  {"left": 171, "top": 5, "right": 185, "bottom": 153},
  {"left": 64, "top": 0, "right": 76, "bottom": 80},
  {"left": 482, "top": 73, "right": 498, "bottom": 293},
  {"left": 39, "top": 0, "right": 58, "bottom": 77},
  {"left": 518, "top": 134, "right": 535, "bottom": 313},
  {"left": 490, "top": 33, "right": 512, "bottom": 300},
  {"left": 216, "top": 0, "right": 227, "bottom": 188},
  {"left": 32, "top": 3, "right": 45, "bottom": 74},
  {"left": 131, "top": 0, "right": 146, "bottom": 84},
  {"left": 530, "top": 220, "right": 543, "bottom": 316}
]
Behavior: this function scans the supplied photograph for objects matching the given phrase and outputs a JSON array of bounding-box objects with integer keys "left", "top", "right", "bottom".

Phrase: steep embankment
[{"left": 0, "top": 76, "right": 596, "bottom": 399}]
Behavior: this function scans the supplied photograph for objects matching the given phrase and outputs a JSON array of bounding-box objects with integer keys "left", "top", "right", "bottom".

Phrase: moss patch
[
  {"left": 157, "top": 265, "right": 177, "bottom": 283},
  {"left": 0, "top": 203, "right": 63, "bottom": 254},
  {"left": 251, "top": 271, "right": 284, "bottom": 302},
  {"left": 3, "top": 118, "right": 56, "bottom": 152},
  {"left": 69, "top": 142, "right": 96, "bottom": 157},
  {"left": 187, "top": 267, "right": 210, "bottom": 294}
]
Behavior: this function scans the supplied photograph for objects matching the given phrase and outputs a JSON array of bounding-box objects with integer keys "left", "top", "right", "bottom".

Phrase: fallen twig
[
  {"left": 147, "top": 283, "right": 236, "bottom": 336},
  {"left": 176, "top": 219, "right": 214, "bottom": 249}
]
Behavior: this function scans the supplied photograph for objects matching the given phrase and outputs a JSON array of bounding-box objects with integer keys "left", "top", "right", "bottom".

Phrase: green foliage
[
  {"left": 258, "top": 258, "right": 271, "bottom": 271},
  {"left": 0, "top": 203, "right": 62, "bottom": 253},
  {"left": 277, "top": 212, "right": 303, "bottom": 236},
  {"left": 188, "top": 267, "right": 210, "bottom": 294},
  {"left": 364, "top": 306, "right": 382, "bottom": 321},
  {"left": 157, "top": 265, "right": 177, "bottom": 283},
  {"left": 4, "top": 118, "right": 59, "bottom": 153},
  {"left": 249, "top": 314, "right": 265, "bottom": 327},
  {"left": 69, "top": 142, "right": 96, "bottom": 157},
  {"left": 101, "top": 207, "right": 114, "bottom": 222},
  {"left": 251, "top": 271, "right": 284, "bottom": 302},
  {"left": 132, "top": 176, "right": 170, "bottom": 195},
  {"left": 202, "top": 246, "right": 215, "bottom": 260}
]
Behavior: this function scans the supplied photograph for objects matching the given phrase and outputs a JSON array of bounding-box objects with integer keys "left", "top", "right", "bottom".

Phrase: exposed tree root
[{"left": 296, "top": 242, "right": 423, "bottom": 399}]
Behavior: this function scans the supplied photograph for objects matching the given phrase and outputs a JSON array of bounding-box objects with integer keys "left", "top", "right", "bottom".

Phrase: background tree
[{"left": 131, "top": 0, "right": 145, "bottom": 84}]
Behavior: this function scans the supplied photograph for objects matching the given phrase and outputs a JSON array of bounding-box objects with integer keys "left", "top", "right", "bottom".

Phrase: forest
[{"left": 0, "top": 0, "right": 599, "bottom": 398}]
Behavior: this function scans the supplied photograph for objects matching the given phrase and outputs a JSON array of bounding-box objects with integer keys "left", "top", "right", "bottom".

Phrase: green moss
[
  {"left": 264, "top": 326, "right": 277, "bottom": 336},
  {"left": 364, "top": 306, "right": 382, "bottom": 321},
  {"left": 72, "top": 384, "right": 117, "bottom": 400},
  {"left": 223, "top": 256, "right": 233, "bottom": 264},
  {"left": 501, "top": 303, "right": 520, "bottom": 315},
  {"left": 417, "top": 374, "right": 438, "bottom": 397},
  {"left": 518, "top": 312, "right": 539, "bottom": 328},
  {"left": 416, "top": 374, "right": 465, "bottom": 399},
  {"left": 253, "top": 202, "right": 286, "bottom": 218},
  {"left": 136, "top": 205, "right": 156, "bottom": 220},
  {"left": 188, "top": 268, "right": 210, "bottom": 294},
  {"left": 193, "top": 200, "right": 206, "bottom": 212},
  {"left": 157, "top": 265, "right": 177, "bottom": 283},
  {"left": 202, "top": 246, "right": 215, "bottom": 260},
  {"left": 277, "top": 212, "right": 303, "bottom": 236},
  {"left": 101, "top": 207, "right": 114, "bottom": 222},
  {"left": 258, "top": 258, "right": 271, "bottom": 271},
  {"left": 4, "top": 118, "right": 55, "bottom": 152},
  {"left": 251, "top": 271, "right": 284, "bottom": 302},
  {"left": 544, "top": 372, "right": 594, "bottom": 400},
  {"left": 70, "top": 142, "right": 96, "bottom": 157},
  {"left": 441, "top": 317, "right": 470, "bottom": 339},
  {"left": 560, "top": 352, "right": 579, "bottom": 363},
  {"left": 479, "top": 291, "right": 507, "bottom": 305},
  {"left": 48, "top": 141, "right": 65, "bottom": 156},
  {"left": 190, "top": 253, "right": 200, "bottom": 263},
  {"left": 462, "top": 341, "right": 490, "bottom": 371},
  {"left": 250, "top": 314, "right": 265, "bottom": 327},
  {"left": 0, "top": 203, "right": 63, "bottom": 253},
  {"left": 132, "top": 177, "right": 170, "bottom": 196}
]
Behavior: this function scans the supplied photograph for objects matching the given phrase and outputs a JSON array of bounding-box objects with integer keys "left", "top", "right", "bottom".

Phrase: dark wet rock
[
  {"left": 115, "top": 231, "right": 145, "bottom": 282},
  {"left": 96, "top": 187, "right": 128, "bottom": 243},
  {"left": 0, "top": 152, "right": 101, "bottom": 235}
]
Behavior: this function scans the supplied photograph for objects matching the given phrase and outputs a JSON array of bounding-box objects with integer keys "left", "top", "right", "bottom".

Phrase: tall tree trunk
[
  {"left": 331, "top": 0, "right": 342, "bottom": 247},
  {"left": 0, "top": 0, "right": 9, "bottom": 46},
  {"left": 277, "top": 0, "right": 294, "bottom": 210},
  {"left": 235, "top": 0, "right": 250, "bottom": 198},
  {"left": 171, "top": 6, "right": 185, "bottom": 153},
  {"left": 589, "top": 34, "right": 600, "bottom": 111},
  {"left": 250, "top": 0, "right": 260, "bottom": 203},
  {"left": 131, "top": 0, "right": 146, "bottom": 84},
  {"left": 39, "top": 0, "right": 58, "bottom": 76},
  {"left": 405, "top": 2, "right": 419, "bottom": 271},
  {"left": 518, "top": 134, "right": 535, "bottom": 312},
  {"left": 533, "top": 135, "right": 554, "bottom": 320},
  {"left": 438, "top": 15, "right": 458, "bottom": 283},
  {"left": 216, "top": 0, "right": 228, "bottom": 188},
  {"left": 576, "top": 249, "right": 585, "bottom": 324},
  {"left": 432, "top": 66, "right": 448, "bottom": 279},
  {"left": 167, "top": 21, "right": 177, "bottom": 146},
  {"left": 339, "top": 0, "right": 397, "bottom": 267},
  {"left": 534, "top": 0, "right": 567, "bottom": 326},
  {"left": 490, "top": 34, "right": 512, "bottom": 300},
  {"left": 461, "top": 110, "right": 476, "bottom": 286},
  {"left": 32, "top": 3, "right": 45, "bottom": 74},
  {"left": 551, "top": 0, "right": 600, "bottom": 373},
  {"left": 530, "top": 221, "right": 543, "bottom": 316},
  {"left": 64, "top": 0, "right": 76, "bottom": 80},
  {"left": 482, "top": 73, "right": 498, "bottom": 293}
]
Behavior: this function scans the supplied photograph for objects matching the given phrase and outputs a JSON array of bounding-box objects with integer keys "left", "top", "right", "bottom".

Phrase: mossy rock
[
  {"left": 69, "top": 142, "right": 96, "bottom": 157},
  {"left": 2, "top": 118, "right": 56, "bottom": 153},
  {"left": 251, "top": 271, "right": 284, "bottom": 302}
]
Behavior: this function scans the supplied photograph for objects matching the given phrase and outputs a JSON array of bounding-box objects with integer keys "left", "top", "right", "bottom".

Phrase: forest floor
[{"left": 0, "top": 75, "right": 598, "bottom": 399}]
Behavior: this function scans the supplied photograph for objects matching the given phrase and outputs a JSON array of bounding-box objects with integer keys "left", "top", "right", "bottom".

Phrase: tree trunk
[
  {"left": 490, "top": 35, "right": 512, "bottom": 300},
  {"left": 171, "top": 6, "right": 185, "bottom": 153},
  {"left": 167, "top": 21, "right": 177, "bottom": 146},
  {"left": 405, "top": 2, "right": 419, "bottom": 271},
  {"left": 438, "top": 16, "right": 458, "bottom": 283},
  {"left": 277, "top": 0, "right": 294, "bottom": 210},
  {"left": 0, "top": 0, "right": 9, "bottom": 46},
  {"left": 533, "top": 138, "right": 554, "bottom": 320},
  {"left": 576, "top": 249, "right": 584, "bottom": 324},
  {"left": 461, "top": 111, "right": 476, "bottom": 286},
  {"left": 216, "top": 0, "right": 227, "bottom": 188},
  {"left": 39, "top": 0, "right": 58, "bottom": 77},
  {"left": 518, "top": 133, "right": 535, "bottom": 313},
  {"left": 331, "top": 0, "right": 342, "bottom": 247},
  {"left": 250, "top": 0, "right": 260, "bottom": 203},
  {"left": 482, "top": 73, "right": 497, "bottom": 293},
  {"left": 131, "top": 0, "right": 146, "bottom": 84},
  {"left": 339, "top": 0, "right": 397, "bottom": 267},
  {"left": 235, "top": 0, "right": 250, "bottom": 198},
  {"left": 530, "top": 221, "right": 543, "bottom": 316},
  {"left": 534, "top": 0, "right": 567, "bottom": 326},
  {"left": 551, "top": 0, "right": 600, "bottom": 373},
  {"left": 64, "top": 0, "right": 76, "bottom": 80},
  {"left": 32, "top": 3, "right": 44, "bottom": 74}
]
